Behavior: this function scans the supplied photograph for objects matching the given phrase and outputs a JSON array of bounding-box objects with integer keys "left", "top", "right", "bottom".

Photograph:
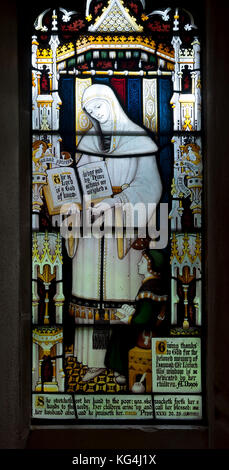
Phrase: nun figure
[{"left": 68, "top": 84, "right": 162, "bottom": 382}]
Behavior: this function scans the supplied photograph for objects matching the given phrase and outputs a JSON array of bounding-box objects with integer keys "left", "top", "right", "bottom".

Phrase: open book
[{"left": 43, "top": 161, "right": 113, "bottom": 215}]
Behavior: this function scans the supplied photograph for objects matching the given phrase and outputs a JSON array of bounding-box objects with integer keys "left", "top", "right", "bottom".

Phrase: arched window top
[{"left": 33, "top": 3, "right": 200, "bottom": 37}]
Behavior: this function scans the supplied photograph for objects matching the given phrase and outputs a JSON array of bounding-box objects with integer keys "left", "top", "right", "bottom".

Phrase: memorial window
[{"left": 31, "top": 1, "right": 204, "bottom": 424}]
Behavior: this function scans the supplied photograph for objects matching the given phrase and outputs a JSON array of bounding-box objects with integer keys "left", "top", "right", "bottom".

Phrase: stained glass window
[{"left": 31, "top": 1, "right": 204, "bottom": 423}]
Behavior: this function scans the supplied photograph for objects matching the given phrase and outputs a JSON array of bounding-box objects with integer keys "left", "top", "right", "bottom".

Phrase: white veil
[{"left": 77, "top": 84, "right": 158, "bottom": 156}]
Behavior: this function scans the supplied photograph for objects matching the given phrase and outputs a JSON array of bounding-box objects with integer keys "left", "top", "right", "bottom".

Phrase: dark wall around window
[{"left": 0, "top": 0, "right": 229, "bottom": 449}]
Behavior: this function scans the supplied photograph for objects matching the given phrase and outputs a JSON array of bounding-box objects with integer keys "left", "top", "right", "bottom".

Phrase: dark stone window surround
[{"left": 0, "top": 0, "right": 228, "bottom": 449}]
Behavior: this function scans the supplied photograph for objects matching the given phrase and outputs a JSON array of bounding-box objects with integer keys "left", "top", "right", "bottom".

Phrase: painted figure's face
[
  {"left": 188, "top": 147, "right": 196, "bottom": 161},
  {"left": 137, "top": 255, "right": 149, "bottom": 276},
  {"left": 84, "top": 99, "right": 111, "bottom": 125},
  {"left": 34, "top": 143, "right": 44, "bottom": 160}
]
